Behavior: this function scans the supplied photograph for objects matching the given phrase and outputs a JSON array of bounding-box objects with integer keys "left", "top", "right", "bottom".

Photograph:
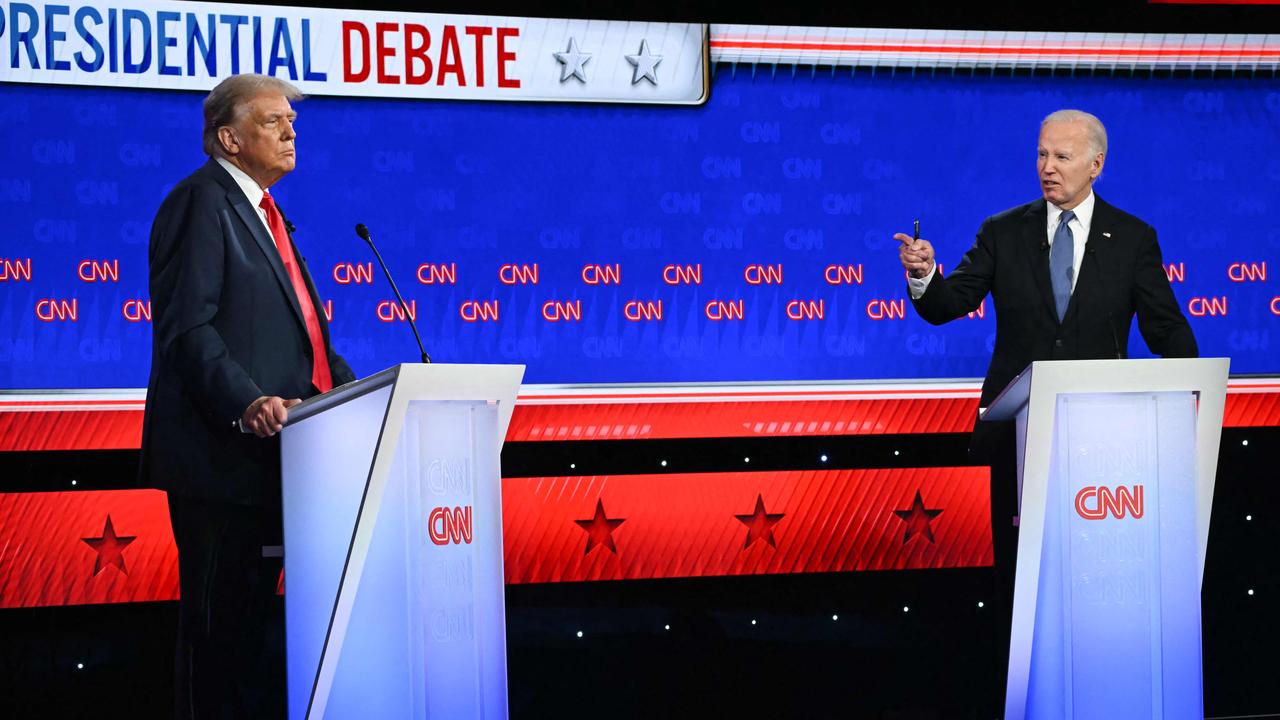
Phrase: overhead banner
[{"left": 0, "top": 0, "right": 709, "bottom": 103}]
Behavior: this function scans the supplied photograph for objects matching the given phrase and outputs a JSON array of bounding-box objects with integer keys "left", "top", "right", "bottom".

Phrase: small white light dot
[
  {"left": 978, "top": 601, "right": 985, "bottom": 608},
  {"left": 569, "top": 463, "right": 576, "bottom": 470},
  {"left": 903, "top": 606, "right": 910, "bottom": 613},
  {"left": 1248, "top": 589, "right": 1255, "bottom": 596},
  {"left": 893, "top": 450, "right": 900, "bottom": 456},
  {"left": 820, "top": 454, "right": 828, "bottom": 462},
  {"left": 576, "top": 630, "right": 584, "bottom": 638},
  {"left": 743, "top": 457, "right": 750, "bottom": 463},
  {"left": 660, "top": 460, "right": 667, "bottom": 467},
  {"left": 751, "top": 619, "right": 757, "bottom": 626},
  {"left": 831, "top": 614, "right": 839, "bottom": 621},
  {"left": 76, "top": 663, "right": 84, "bottom": 670},
  {"left": 664, "top": 624, "right": 670, "bottom": 631},
  {"left": 71, "top": 480, "right": 78, "bottom": 486},
  {"left": 1242, "top": 439, "right": 1249, "bottom": 446},
  {"left": 1246, "top": 514, "right": 1253, "bottom": 521}
]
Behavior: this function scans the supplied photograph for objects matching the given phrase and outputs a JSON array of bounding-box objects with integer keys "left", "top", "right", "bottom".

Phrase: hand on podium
[{"left": 241, "top": 396, "right": 302, "bottom": 437}]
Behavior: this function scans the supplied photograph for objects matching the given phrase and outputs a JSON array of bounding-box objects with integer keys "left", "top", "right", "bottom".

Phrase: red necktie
[{"left": 259, "top": 191, "right": 333, "bottom": 393}]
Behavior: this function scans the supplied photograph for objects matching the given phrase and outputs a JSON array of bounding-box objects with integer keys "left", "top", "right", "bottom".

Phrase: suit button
[{"left": 1055, "top": 339, "right": 1063, "bottom": 348}]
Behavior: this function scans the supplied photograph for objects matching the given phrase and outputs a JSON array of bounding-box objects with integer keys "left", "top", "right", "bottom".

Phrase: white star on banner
[
  {"left": 554, "top": 38, "right": 592, "bottom": 83},
  {"left": 625, "top": 40, "right": 662, "bottom": 86}
]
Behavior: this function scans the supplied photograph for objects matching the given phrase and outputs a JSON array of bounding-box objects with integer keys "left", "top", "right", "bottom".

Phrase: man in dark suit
[
  {"left": 140, "top": 73, "right": 356, "bottom": 718},
  {"left": 895, "top": 109, "right": 1196, "bottom": 711}
]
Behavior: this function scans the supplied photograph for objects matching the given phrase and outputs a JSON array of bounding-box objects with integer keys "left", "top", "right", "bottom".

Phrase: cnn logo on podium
[
  {"left": 429, "top": 505, "right": 474, "bottom": 545},
  {"left": 1074, "top": 485, "right": 1145, "bottom": 520}
]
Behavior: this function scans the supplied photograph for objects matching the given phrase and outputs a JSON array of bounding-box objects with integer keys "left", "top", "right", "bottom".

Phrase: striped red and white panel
[
  {"left": 1, "top": 379, "right": 1278, "bottom": 450},
  {"left": 709, "top": 26, "right": 1280, "bottom": 69}
]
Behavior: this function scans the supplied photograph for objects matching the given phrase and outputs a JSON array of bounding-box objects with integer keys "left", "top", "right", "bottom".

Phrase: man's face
[
  {"left": 220, "top": 93, "right": 297, "bottom": 188},
  {"left": 1037, "top": 120, "right": 1104, "bottom": 210}
]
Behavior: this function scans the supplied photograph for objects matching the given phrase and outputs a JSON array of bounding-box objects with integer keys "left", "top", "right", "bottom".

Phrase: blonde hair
[{"left": 202, "top": 74, "right": 303, "bottom": 156}]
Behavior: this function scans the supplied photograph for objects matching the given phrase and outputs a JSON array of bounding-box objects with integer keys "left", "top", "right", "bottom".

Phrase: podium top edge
[
  {"left": 980, "top": 358, "right": 1231, "bottom": 422},
  {"left": 284, "top": 363, "right": 528, "bottom": 426},
  {"left": 286, "top": 366, "right": 400, "bottom": 426}
]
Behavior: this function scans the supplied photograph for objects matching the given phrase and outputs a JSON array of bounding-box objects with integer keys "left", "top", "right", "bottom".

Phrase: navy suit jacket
[
  {"left": 140, "top": 159, "right": 355, "bottom": 506},
  {"left": 912, "top": 195, "right": 1198, "bottom": 411}
]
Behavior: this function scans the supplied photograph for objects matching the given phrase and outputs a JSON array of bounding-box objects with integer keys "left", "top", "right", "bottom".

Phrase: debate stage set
[{"left": 2, "top": 0, "right": 1279, "bottom": 717}]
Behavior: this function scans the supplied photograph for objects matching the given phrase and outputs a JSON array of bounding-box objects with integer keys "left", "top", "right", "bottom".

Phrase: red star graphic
[
  {"left": 81, "top": 515, "right": 137, "bottom": 576},
  {"left": 893, "top": 490, "right": 944, "bottom": 544},
  {"left": 574, "top": 499, "right": 625, "bottom": 555},
  {"left": 735, "top": 494, "right": 785, "bottom": 550}
]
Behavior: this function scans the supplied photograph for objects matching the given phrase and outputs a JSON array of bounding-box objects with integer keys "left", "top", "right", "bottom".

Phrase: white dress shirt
[
  {"left": 908, "top": 190, "right": 1096, "bottom": 299},
  {"left": 214, "top": 156, "right": 274, "bottom": 238}
]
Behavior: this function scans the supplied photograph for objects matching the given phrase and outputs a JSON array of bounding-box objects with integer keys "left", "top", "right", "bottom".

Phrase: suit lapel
[
  {"left": 217, "top": 181, "right": 307, "bottom": 335},
  {"left": 1022, "top": 200, "right": 1058, "bottom": 322},
  {"left": 204, "top": 160, "right": 308, "bottom": 334}
]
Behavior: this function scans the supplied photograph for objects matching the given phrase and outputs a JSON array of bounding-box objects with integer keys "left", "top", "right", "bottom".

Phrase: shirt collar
[
  {"left": 214, "top": 156, "right": 266, "bottom": 209},
  {"left": 1047, "top": 190, "right": 1095, "bottom": 234}
]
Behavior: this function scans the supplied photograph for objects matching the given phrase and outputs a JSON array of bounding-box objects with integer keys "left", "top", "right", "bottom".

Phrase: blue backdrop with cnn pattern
[{"left": 1, "top": 69, "right": 1277, "bottom": 387}]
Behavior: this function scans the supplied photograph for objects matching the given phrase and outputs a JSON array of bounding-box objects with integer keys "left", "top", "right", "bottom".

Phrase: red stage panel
[
  {"left": 0, "top": 490, "right": 178, "bottom": 608},
  {"left": 502, "top": 467, "right": 993, "bottom": 584},
  {"left": 8, "top": 386, "right": 1264, "bottom": 448},
  {"left": 0, "top": 408, "right": 144, "bottom": 451},
  {"left": 2, "top": 382, "right": 1276, "bottom": 451},
  {"left": 1222, "top": 389, "right": 1280, "bottom": 428},
  {"left": 505, "top": 397, "right": 981, "bottom": 440},
  {"left": 0, "top": 467, "right": 990, "bottom": 607}
]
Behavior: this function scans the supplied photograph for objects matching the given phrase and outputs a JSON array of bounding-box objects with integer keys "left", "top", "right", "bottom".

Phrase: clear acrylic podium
[
  {"left": 280, "top": 363, "right": 524, "bottom": 720},
  {"left": 982, "top": 358, "right": 1229, "bottom": 720}
]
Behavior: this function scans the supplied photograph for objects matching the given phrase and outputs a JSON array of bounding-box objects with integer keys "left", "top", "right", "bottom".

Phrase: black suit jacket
[
  {"left": 139, "top": 159, "right": 356, "bottom": 506},
  {"left": 912, "top": 195, "right": 1197, "bottom": 410}
]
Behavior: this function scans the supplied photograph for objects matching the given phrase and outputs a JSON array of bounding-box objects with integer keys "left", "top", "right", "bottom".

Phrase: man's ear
[
  {"left": 1092, "top": 152, "right": 1106, "bottom": 179},
  {"left": 217, "top": 126, "right": 239, "bottom": 156}
]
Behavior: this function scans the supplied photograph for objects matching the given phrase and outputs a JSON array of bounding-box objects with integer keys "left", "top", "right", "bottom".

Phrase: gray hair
[
  {"left": 202, "top": 74, "right": 303, "bottom": 156},
  {"left": 1042, "top": 109, "right": 1107, "bottom": 156}
]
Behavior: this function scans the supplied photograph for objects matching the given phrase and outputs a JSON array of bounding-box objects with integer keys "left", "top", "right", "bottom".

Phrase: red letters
[
  {"left": 343, "top": 22, "right": 520, "bottom": 89},
  {"left": 437, "top": 25, "right": 464, "bottom": 86},
  {"left": 429, "top": 506, "right": 473, "bottom": 545},
  {"left": 823, "top": 264, "right": 862, "bottom": 285},
  {"left": 465, "top": 26, "right": 492, "bottom": 86},
  {"left": 343, "top": 22, "right": 370, "bottom": 82},
  {"left": 376, "top": 23, "right": 399, "bottom": 84},
  {"left": 1075, "top": 485, "right": 1144, "bottom": 520},
  {"left": 405, "top": 24, "right": 433, "bottom": 85},
  {"left": 786, "top": 299, "right": 824, "bottom": 320},
  {"left": 497, "top": 27, "right": 519, "bottom": 88}
]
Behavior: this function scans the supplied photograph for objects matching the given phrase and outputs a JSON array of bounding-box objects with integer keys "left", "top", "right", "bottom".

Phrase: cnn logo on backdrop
[
  {"left": 1074, "top": 485, "right": 1144, "bottom": 520},
  {"left": 429, "top": 506, "right": 473, "bottom": 545}
]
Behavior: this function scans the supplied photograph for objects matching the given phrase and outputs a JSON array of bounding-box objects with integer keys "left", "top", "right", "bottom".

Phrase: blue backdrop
[{"left": 1, "top": 68, "right": 1276, "bottom": 388}]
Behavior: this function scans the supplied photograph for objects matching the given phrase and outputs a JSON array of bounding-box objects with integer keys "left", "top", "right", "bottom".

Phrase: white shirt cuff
[{"left": 907, "top": 264, "right": 937, "bottom": 300}]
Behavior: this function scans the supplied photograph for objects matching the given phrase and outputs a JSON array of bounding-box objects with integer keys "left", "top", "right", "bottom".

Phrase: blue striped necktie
[{"left": 1050, "top": 210, "right": 1076, "bottom": 322}]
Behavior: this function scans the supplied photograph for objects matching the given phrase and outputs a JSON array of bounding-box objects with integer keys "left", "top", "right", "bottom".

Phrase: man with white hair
[
  {"left": 141, "top": 73, "right": 356, "bottom": 717},
  {"left": 894, "top": 109, "right": 1196, "bottom": 710}
]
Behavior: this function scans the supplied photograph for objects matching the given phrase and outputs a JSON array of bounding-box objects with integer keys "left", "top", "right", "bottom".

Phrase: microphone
[
  {"left": 277, "top": 205, "right": 297, "bottom": 235},
  {"left": 355, "top": 223, "right": 432, "bottom": 364},
  {"left": 1087, "top": 246, "right": 1123, "bottom": 360}
]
